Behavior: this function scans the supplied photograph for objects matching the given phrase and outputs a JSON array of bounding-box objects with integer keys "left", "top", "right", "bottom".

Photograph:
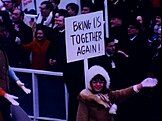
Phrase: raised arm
[
  {"left": 8, "top": 66, "right": 31, "bottom": 94},
  {"left": 111, "top": 77, "right": 158, "bottom": 102}
]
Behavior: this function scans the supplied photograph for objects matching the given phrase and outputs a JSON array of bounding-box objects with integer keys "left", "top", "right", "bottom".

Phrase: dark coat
[
  {"left": 11, "top": 22, "right": 33, "bottom": 68},
  {"left": 0, "top": 48, "right": 12, "bottom": 121},
  {"left": 0, "top": 49, "right": 9, "bottom": 92}
]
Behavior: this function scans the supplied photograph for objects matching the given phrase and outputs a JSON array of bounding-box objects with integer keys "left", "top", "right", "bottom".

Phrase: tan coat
[{"left": 76, "top": 87, "right": 136, "bottom": 121}]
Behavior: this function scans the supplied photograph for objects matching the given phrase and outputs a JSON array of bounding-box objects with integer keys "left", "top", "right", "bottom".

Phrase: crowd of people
[{"left": 0, "top": 0, "right": 161, "bottom": 121}]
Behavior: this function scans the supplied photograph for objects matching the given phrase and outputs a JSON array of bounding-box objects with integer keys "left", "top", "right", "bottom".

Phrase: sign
[
  {"left": 24, "top": 14, "right": 37, "bottom": 27},
  {"left": 22, "top": 0, "right": 35, "bottom": 12},
  {"left": 65, "top": 11, "right": 105, "bottom": 63}
]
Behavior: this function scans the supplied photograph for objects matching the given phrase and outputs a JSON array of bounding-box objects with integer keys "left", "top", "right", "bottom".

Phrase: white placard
[
  {"left": 24, "top": 14, "right": 37, "bottom": 27},
  {"left": 65, "top": 11, "right": 105, "bottom": 63},
  {"left": 22, "top": 0, "right": 35, "bottom": 12}
]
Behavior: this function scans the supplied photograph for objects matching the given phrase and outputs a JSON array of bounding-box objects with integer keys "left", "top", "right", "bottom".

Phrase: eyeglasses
[{"left": 91, "top": 80, "right": 105, "bottom": 84}]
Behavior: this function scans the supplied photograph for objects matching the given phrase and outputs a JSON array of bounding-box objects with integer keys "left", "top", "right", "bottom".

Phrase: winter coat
[
  {"left": 23, "top": 39, "right": 50, "bottom": 70},
  {"left": 76, "top": 87, "right": 136, "bottom": 121}
]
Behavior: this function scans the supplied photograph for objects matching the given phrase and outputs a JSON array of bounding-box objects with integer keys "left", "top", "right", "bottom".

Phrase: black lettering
[
  {"left": 98, "top": 43, "right": 100, "bottom": 52},
  {"left": 77, "top": 46, "right": 81, "bottom": 56},
  {"left": 98, "top": 31, "right": 102, "bottom": 40},
  {"left": 73, "top": 21, "right": 77, "bottom": 32},
  {"left": 71, "top": 34, "right": 76, "bottom": 45},
  {"left": 81, "top": 34, "right": 85, "bottom": 43},
  {"left": 91, "top": 44, "right": 97, "bottom": 53},
  {"left": 84, "top": 20, "right": 91, "bottom": 30},
  {"left": 81, "top": 46, "right": 85, "bottom": 55},
  {"left": 96, "top": 16, "right": 101, "bottom": 28},
  {"left": 76, "top": 35, "right": 81, "bottom": 44}
]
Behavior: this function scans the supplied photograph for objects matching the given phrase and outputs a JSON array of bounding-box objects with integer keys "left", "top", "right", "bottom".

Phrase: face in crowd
[
  {"left": 39, "top": 1, "right": 53, "bottom": 18},
  {"left": 110, "top": 17, "right": 122, "bottom": 28},
  {"left": 11, "top": 9, "right": 24, "bottom": 23},
  {"left": 90, "top": 74, "right": 106, "bottom": 93},
  {"left": 106, "top": 41, "right": 116, "bottom": 55},
  {"left": 66, "top": 6, "right": 76, "bottom": 16},
  {"left": 128, "top": 25, "right": 139, "bottom": 37},
  {"left": 155, "top": 16, "right": 161, "bottom": 25},
  {"left": 40, "top": 4, "right": 49, "bottom": 18},
  {"left": 2, "top": 0, "right": 13, "bottom": 11},
  {"left": 81, "top": 6, "right": 91, "bottom": 14},
  {"left": 54, "top": 14, "right": 65, "bottom": 29},
  {"left": 49, "top": 0, "right": 60, "bottom": 10},
  {"left": 66, "top": 3, "right": 79, "bottom": 16},
  {"left": 35, "top": 29, "right": 45, "bottom": 41}
]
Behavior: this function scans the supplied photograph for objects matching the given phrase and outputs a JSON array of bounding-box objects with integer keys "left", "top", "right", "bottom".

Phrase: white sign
[
  {"left": 22, "top": 0, "right": 35, "bottom": 12},
  {"left": 65, "top": 11, "right": 105, "bottom": 63},
  {"left": 24, "top": 14, "right": 37, "bottom": 27}
]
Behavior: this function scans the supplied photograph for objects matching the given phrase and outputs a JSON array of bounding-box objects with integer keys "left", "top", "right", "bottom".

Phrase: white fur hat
[{"left": 86, "top": 65, "right": 110, "bottom": 90}]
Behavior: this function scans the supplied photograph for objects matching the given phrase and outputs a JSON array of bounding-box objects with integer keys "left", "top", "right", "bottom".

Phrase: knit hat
[{"left": 86, "top": 65, "right": 110, "bottom": 90}]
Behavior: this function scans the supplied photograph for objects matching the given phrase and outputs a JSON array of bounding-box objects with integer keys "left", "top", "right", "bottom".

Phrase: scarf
[{"left": 36, "top": 12, "right": 53, "bottom": 27}]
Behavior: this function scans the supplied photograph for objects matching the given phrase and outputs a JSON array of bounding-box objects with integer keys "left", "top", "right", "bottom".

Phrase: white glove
[
  {"left": 4, "top": 93, "right": 19, "bottom": 106},
  {"left": 21, "top": 86, "right": 31, "bottom": 94},
  {"left": 141, "top": 78, "right": 158, "bottom": 87},
  {"left": 16, "top": 80, "right": 24, "bottom": 87},
  {"left": 109, "top": 103, "right": 117, "bottom": 114}
]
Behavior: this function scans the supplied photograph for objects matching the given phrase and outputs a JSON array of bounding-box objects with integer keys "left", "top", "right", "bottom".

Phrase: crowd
[{"left": 0, "top": 0, "right": 161, "bottom": 121}]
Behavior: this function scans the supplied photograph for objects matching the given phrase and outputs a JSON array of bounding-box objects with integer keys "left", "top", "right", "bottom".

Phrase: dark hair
[
  {"left": 35, "top": 24, "right": 46, "bottom": 38},
  {"left": 49, "top": 0, "right": 60, "bottom": 5},
  {"left": 90, "top": 74, "right": 109, "bottom": 94},
  {"left": 81, "top": 1, "right": 95, "bottom": 12},
  {"left": 0, "top": 11, "right": 12, "bottom": 30},
  {"left": 66, "top": 3, "right": 79, "bottom": 15},
  {"left": 12, "top": 8, "right": 24, "bottom": 18},
  {"left": 41, "top": 1, "right": 53, "bottom": 11},
  {"left": 56, "top": 9, "right": 69, "bottom": 18}
]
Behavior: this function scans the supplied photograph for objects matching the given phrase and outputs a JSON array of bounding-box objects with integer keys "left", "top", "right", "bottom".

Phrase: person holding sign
[{"left": 76, "top": 65, "right": 158, "bottom": 121}]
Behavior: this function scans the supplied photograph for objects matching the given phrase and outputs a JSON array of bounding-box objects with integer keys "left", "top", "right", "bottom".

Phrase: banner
[{"left": 65, "top": 11, "right": 105, "bottom": 63}]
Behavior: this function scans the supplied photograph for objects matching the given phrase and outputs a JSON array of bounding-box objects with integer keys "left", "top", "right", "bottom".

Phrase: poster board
[{"left": 65, "top": 11, "right": 105, "bottom": 63}]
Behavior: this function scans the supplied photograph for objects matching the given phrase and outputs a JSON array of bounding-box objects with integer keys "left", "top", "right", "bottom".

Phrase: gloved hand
[
  {"left": 4, "top": 93, "right": 19, "bottom": 106},
  {"left": 141, "top": 78, "right": 158, "bottom": 87},
  {"left": 21, "top": 86, "right": 31, "bottom": 94},
  {"left": 16, "top": 80, "right": 24, "bottom": 87},
  {"left": 109, "top": 103, "right": 117, "bottom": 114}
]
